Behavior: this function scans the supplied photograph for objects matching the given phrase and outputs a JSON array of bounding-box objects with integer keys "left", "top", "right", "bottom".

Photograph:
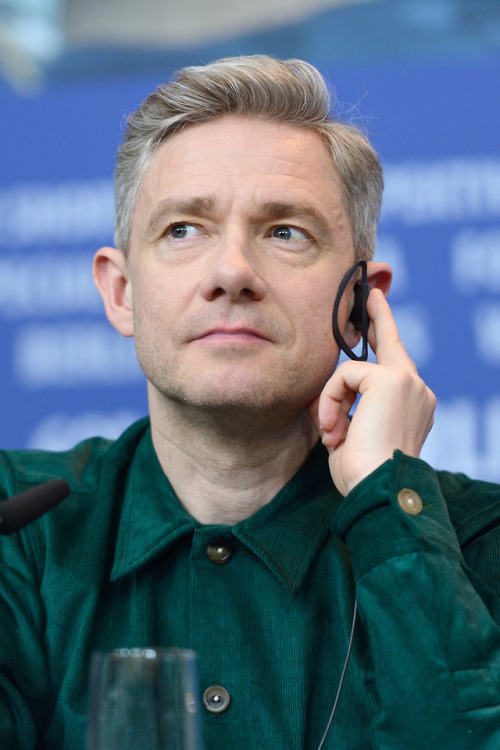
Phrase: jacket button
[
  {"left": 397, "top": 488, "right": 423, "bottom": 515},
  {"left": 203, "top": 685, "right": 231, "bottom": 713},
  {"left": 207, "top": 538, "right": 234, "bottom": 564}
]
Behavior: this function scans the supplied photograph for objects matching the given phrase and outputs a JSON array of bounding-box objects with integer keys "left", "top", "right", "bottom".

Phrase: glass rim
[{"left": 91, "top": 647, "right": 197, "bottom": 662}]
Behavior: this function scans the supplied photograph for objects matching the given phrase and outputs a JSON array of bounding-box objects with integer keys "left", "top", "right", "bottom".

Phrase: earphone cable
[{"left": 316, "top": 597, "right": 358, "bottom": 750}]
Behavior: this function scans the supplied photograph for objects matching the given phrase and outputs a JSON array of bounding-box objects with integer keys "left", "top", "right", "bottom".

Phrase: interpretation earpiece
[
  {"left": 332, "top": 260, "right": 370, "bottom": 361},
  {"left": 349, "top": 279, "right": 367, "bottom": 332}
]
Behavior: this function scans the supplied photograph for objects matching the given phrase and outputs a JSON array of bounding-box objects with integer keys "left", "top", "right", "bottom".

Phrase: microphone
[{"left": 0, "top": 478, "right": 71, "bottom": 534}]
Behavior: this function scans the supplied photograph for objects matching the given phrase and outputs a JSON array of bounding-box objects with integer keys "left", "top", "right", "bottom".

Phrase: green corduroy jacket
[{"left": 0, "top": 417, "right": 500, "bottom": 749}]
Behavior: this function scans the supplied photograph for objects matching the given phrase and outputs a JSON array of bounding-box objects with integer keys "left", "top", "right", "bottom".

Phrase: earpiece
[
  {"left": 332, "top": 260, "right": 370, "bottom": 362},
  {"left": 349, "top": 279, "right": 366, "bottom": 333}
]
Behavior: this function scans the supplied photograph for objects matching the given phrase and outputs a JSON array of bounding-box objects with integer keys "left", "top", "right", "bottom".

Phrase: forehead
[
  {"left": 131, "top": 115, "right": 349, "bottom": 239},
  {"left": 145, "top": 115, "right": 339, "bottom": 183}
]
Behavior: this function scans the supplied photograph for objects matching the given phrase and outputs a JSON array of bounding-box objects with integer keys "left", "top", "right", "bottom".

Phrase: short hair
[{"left": 114, "top": 55, "right": 383, "bottom": 260}]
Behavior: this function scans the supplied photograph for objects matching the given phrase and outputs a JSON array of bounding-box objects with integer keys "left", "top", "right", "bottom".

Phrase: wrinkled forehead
[{"left": 132, "top": 115, "right": 346, "bottom": 226}]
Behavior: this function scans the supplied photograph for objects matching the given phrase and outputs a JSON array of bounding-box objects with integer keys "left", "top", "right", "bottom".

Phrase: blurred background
[{"left": 1, "top": 0, "right": 500, "bottom": 479}]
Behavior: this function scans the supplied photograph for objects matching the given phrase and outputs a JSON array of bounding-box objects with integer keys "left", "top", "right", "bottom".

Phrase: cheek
[
  {"left": 131, "top": 288, "right": 173, "bottom": 346},
  {"left": 131, "top": 266, "right": 175, "bottom": 318},
  {"left": 297, "top": 286, "right": 336, "bottom": 335},
  {"left": 290, "top": 307, "right": 337, "bottom": 375},
  {"left": 292, "top": 281, "right": 347, "bottom": 364},
  {"left": 303, "top": 311, "right": 332, "bottom": 343}
]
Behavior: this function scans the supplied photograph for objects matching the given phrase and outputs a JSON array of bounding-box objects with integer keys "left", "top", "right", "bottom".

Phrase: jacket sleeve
[
  {"left": 332, "top": 451, "right": 500, "bottom": 750},
  {"left": 0, "top": 508, "right": 50, "bottom": 749}
]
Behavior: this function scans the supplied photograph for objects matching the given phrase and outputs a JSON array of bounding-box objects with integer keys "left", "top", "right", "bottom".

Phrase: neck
[{"left": 149, "top": 393, "right": 319, "bottom": 525}]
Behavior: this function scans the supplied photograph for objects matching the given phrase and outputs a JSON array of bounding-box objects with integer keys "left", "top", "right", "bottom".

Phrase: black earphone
[{"left": 332, "top": 260, "right": 370, "bottom": 362}]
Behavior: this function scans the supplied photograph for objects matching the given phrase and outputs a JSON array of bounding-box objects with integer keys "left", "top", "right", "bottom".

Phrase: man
[{"left": 1, "top": 55, "right": 499, "bottom": 749}]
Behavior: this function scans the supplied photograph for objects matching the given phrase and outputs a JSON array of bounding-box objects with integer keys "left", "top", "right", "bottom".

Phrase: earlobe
[{"left": 93, "top": 247, "right": 134, "bottom": 337}]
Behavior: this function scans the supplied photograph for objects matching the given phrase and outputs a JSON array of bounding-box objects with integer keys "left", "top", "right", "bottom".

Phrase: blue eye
[
  {"left": 169, "top": 224, "right": 188, "bottom": 238},
  {"left": 272, "top": 226, "right": 308, "bottom": 241},
  {"left": 167, "top": 223, "right": 201, "bottom": 239}
]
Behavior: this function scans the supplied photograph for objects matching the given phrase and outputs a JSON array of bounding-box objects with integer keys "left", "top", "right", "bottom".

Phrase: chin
[
  {"left": 158, "top": 376, "right": 321, "bottom": 418},
  {"left": 146, "top": 358, "right": 334, "bottom": 415},
  {"left": 176, "top": 385, "right": 281, "bottom": 410}
]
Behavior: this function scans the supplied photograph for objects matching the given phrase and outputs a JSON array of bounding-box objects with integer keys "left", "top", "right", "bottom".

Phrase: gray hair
[{"left": 115, "top": 55, "right": 383, "bottom": 260}]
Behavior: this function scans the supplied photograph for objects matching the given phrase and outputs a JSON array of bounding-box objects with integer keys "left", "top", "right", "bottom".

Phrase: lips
[{"left": 190, "top": 326, "right": 272, "bottom": 342}]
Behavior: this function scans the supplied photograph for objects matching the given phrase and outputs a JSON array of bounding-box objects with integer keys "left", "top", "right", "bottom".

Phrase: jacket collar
[{"left": 108, "top": 420, "right": 342, "bottom": 592}]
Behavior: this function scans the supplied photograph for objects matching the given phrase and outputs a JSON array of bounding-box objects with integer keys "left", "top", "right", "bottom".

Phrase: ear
[
  {"left": 93, "top": 246, "right": 134, "bottom": 337},
  {"left": 343, "top": 261, "right": 392, "bottom": 349},
  {"left": 366, "top": 260, "right": 392, "bottom": 298}
]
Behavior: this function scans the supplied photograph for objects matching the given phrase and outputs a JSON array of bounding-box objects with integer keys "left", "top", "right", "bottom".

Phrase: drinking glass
[{"left": 86, "top": 647, "right": 203, "bottom": 750}]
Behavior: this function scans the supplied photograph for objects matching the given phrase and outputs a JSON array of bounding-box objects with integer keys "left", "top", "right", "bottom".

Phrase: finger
[
  {"left": 367, "top": 289, "right": 418, "bottom": 373},
  {"left": 307, "top": 394, "right": 321, "bottom": 433},
  {"left": 308, "top": 391, "right": 351, "bottom": 445},
  {"left": 321, "top": 393, "right": 357, "bottom": 448},
  {"left": 318, "top": 363, "right": 370, "bottom": 431}
]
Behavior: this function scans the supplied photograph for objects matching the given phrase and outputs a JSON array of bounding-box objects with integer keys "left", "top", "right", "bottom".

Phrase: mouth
[{"left": 190, "top": 327, "right": 272, "bottom": 344}]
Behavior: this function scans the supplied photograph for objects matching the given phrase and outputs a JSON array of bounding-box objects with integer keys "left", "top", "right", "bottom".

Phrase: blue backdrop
[{"left": 1, "top": 57, "right": 500, "bottom": 479}]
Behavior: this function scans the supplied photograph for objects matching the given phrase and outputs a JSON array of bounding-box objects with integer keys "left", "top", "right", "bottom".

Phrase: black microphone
[{"left": 0, "top": 479, "right": 71, "bottom": 534}]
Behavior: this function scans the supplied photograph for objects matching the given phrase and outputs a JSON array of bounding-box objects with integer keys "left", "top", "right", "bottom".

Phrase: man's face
[{"left": 123, "top": 115, "right": 357, "bottom": 417}]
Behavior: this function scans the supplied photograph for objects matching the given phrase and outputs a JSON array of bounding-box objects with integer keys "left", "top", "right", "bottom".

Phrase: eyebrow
[
  {"left": 142, "top": 196, "right": 333, "bottom": 242},
  {"left": 252, "top": 201, "right": 332, "bottom": 240},
  {"left": 143, "top": 196, "right": 218, "bottom": 240}
]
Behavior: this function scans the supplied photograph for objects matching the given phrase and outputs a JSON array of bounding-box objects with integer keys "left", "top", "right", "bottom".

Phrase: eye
[
  {"left": 272, "top": 225, "right": 309, "bottom": 241},
  {"left": 167, "top": 223, "right": 203, "bottom": 239}
]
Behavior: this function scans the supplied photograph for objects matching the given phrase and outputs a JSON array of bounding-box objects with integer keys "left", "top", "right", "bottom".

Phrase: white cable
[{"left": 316, "top": 598, "right": 358, "bottom": 750}]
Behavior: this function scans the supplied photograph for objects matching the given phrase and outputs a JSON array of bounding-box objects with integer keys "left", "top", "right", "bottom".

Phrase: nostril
[
  {"left": 199, "top": 265, "right": 266, "bottom": 302},
  {"left": 208, "top": 286, "right": 259, "bottom": 302}
]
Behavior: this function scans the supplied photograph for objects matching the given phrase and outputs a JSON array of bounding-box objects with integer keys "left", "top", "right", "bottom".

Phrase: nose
[{"left": 199, "top": 233, "right": 266, "bottom": 302}]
